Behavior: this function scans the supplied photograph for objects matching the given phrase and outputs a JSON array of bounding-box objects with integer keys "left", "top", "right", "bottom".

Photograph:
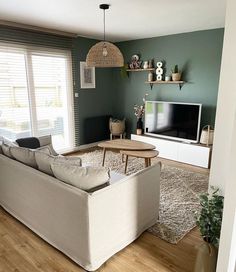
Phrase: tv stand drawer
[{"left": 131, "top": 134, "right": 210, "bottom": 168}]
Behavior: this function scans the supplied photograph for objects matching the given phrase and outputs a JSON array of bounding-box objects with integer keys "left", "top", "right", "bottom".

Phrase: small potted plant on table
[{"left": 194, "top": 187, "right": 224, "bottom": 272}]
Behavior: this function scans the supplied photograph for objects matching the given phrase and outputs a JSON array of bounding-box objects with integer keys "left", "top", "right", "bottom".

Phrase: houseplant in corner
[
  {"left": 171, "top": 64, "right": 181, "bottom": 81},
  {"left": 194, "top": 187, "right": 224, "bottom": 272}
]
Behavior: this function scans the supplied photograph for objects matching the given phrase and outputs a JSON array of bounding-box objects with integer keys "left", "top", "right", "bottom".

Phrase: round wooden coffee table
[
  {"left": 120, "top": 149, "right": 159, "bottom": 173},
  {"left": 98, "top": 139, "right": 155, "bottom": 166}
]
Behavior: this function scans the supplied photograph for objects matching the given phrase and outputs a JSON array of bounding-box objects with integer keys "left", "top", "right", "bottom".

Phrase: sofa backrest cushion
[
  {"left": 51, "top": 162, "right": 110, "bottom": 191},
  {"left": 36, "top": 145, "right": 54, "bottom": 155},
  {"left": 35, "top": 152, "right": 82, "bottom": 176},
  {"left": 16, "top": 137, "right": 40, "bottom": 149},
  {"left": 1, "top": 137, "right": 18, "bottom": 158},
  {"left": 0, "top": 136, "right": 3, "bottom": 154},
  {"left": 10, "top": 146, "right": 38, "bottom": 168},
  {"left": 2, "top": 143, "right": 15, "bottom": 158}
]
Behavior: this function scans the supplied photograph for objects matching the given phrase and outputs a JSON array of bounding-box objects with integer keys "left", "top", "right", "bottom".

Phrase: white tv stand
[{"left": 131, "top": 134, "right": 211, "bottom": 168}]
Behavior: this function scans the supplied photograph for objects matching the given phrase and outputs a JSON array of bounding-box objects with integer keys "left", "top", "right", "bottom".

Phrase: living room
[{"left": 0, "top": 0, "right": 235, "bottom": 272}]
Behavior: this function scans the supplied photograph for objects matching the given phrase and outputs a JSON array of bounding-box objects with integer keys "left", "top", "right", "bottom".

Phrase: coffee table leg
[
  {"left": 121, "top": 153, "right": 124, "bottom": 163},
  {"left": 145, "top": 158, "right": 149, "bottom": 168},
  {"left": 124, "top": 155, "right": 129, "bottom": 174},
  {"left": 102, "top": 148, "right": 106, "bottom": 166}
]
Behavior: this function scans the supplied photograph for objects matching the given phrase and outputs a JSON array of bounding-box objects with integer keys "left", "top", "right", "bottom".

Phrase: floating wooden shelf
[
  {"left": 126, "top": 68, "right": 155, "bottom": 72},
  {"left": 145, "top": 80, "right": 185, "bottom": 90}
]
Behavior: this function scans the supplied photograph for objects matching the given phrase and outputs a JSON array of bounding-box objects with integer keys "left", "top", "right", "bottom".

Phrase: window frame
[{"left": 0, "top": 41, "right": 75, "bottom": 153}]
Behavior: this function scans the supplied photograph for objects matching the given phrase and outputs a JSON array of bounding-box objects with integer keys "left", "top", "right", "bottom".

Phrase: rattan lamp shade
[{"left": 86, "top": 41, "right": 124, "bottom": 68}]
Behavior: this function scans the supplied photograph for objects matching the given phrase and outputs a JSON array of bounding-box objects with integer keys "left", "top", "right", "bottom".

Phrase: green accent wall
[
  {"left": 113, "top": 29, "right": 224, "bottom": 136},
  {"left": 72, "top": 37, "right": 113, "bottom": 145}
]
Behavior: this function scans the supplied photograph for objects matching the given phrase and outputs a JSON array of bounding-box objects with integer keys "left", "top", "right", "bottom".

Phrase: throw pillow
[
  {"left": 51, "top": 162, "right": 110, "bottom": 191},
  {"left": 35, "top": 152, "right": 82, "bottom": 176},
  {"left": 36, "top": 145, "right": 53, "bottom": 155},
  {"left": 10, "top": 146, "right": 37, "bottom": 168},
  {"left": 16, "top": 137, "right": 40, "bottom": 149}
]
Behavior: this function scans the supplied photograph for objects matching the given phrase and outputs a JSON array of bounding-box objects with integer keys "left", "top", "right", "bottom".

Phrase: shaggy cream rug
[{"left": 79, "top": 149, "right": 209, "bottom": 244}]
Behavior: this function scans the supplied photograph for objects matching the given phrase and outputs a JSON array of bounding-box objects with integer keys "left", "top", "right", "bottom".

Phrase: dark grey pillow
[{"left": 16, "top": 137, "right": 40, "bottom": 149}]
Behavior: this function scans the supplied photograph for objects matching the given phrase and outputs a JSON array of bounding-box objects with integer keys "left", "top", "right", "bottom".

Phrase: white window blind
[{"left": 0, "top": 43, "right": 74, "bottom": 153}]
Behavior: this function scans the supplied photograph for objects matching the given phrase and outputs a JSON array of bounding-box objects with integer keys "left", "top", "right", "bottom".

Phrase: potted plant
[
  {"left": 171, "top": 64, "right": 181, "bottom": 81},
  {"left": 194, "top": 187, "right": 224, "bottom": 272}
]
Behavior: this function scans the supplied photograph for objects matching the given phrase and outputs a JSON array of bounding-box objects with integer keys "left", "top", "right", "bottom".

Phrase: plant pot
[
  {"left": 109, "top": 118, "right": 125, "bottom": 135},
  {"left": 194, "top": 241, "right": 218, "bottom": 272},
  {"left": 172, "top": 72, "right": 181, "bottom": 81},
  {"left": 136, "top": 118, "right": 143, "bottom": 135}
]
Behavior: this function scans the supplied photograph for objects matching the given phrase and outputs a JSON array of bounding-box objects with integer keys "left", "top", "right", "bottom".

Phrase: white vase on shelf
[{"left": 143, "top": 61, "right": 148, "bottom": 69}]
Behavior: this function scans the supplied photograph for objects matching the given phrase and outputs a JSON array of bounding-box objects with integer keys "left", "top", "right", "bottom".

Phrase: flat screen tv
[{"left": 145, "top": 101, "right": 202, "bottom": 143}]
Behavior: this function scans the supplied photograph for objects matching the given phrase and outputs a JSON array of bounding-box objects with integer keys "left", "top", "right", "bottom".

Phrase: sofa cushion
[
  {"left": 1, "top": 137, "right": 18, "bottom": 158},
  {"left": 35, "top": 152, "right": 82, "bottom": 176},
  {"left": 51, "top": 162, "right": 110, "bottom": 191},
  {"left": 16, "top": 137, "right": 40, "bottom": 149},
  {"left": 10, "top": 146, "right": 38, "bottom": 168},
  {"left": 37, "top": 145, "right": 54, "bottom": 155},
  {"left": 2, "top": 143, "right": 15, "bottom": 158},
  {"left": 0, "top": 136, "right": 3, "bottom": 154}
]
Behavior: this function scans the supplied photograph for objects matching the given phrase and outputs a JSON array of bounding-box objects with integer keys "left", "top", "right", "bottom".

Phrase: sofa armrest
[
  {"left": 38, "top": 135, "right": 58, "bottom": 155},
  {"left": 87, "top": 163, "right": 161, "bottom": 269}
]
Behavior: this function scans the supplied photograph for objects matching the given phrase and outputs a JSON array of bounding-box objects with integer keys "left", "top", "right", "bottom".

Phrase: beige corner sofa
[{"left": 0, "top": 137, "right": 161, "bottom": 271}]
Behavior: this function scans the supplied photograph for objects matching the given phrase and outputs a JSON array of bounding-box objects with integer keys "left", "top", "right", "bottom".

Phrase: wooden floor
[{"left": 0, "top": 148, "right": 209, "bottom": 272}]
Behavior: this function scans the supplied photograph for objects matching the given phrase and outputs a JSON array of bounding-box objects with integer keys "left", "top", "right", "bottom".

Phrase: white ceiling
[{"left": 0, "top": 0, "right": 226, "bottom": 42}]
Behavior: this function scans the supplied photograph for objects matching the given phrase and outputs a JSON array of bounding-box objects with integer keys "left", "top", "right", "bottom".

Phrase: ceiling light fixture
[{"left": 86, "top": 4, "right": 124, "bottom": 68}]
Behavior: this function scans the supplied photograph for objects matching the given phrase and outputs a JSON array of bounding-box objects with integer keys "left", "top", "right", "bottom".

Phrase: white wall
[
  {"left": 209, "top": 0, "right": 236, "bottom": 194},
  {"left": 209, "top": 0, "right": 236, "bottom": 270},
  {"left": 216, "top": 114, "right": 236, "bottom": 271}
]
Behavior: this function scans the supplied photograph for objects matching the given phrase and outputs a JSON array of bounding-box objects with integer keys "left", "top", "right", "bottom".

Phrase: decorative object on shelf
[
  {"left": 109, "top": 118, "right": 126, "bottom": 139},
  {"left": 200, "top": 125, "right": 214, "bottom": 146},
  {"left": 148, "top": 59, "right": 154, "bottom": 68},
  {"left": 143, "top": 61, "right": 149, "bottom": 69},
  {"left": 148, "top": 71, "right": 154, "bottom": 82},
  {"left": 80, "top": 61, "right": 96, "bottom": 89},
  {"left": 194, "top": 187, "right": 224, "bottom": 272},
  {"left": 171, "top": 65, "right": 181, "bottom": 81},
  {"left": 134, "top": 94, "right": 148, "bottom": 135},
  {"left": 86, "top": 4, "right": 124, "bottom": 68},
  {"left": 129, "top": 54, "right": 142, "bottom": 69},
  {"left": 165, "top": 75, "right": 171, "bottom": 81},
  {"left": 156, "top": 61, "right": 163, "bottom": 68},
  {"left": 156, "top": 61, "right": 163, "bottom": 81}
]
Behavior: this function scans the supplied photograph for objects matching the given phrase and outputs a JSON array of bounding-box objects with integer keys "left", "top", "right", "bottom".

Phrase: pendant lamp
[{"left": 86, "top": 4, "right": 124, "bottom": 68}]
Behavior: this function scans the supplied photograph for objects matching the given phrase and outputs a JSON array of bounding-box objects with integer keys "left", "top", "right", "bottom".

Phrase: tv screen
[{"left": 145, "top": 101, "right": 202, "bottom": 143}]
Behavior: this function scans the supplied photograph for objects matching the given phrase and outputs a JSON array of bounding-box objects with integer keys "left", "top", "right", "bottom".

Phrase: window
[{"left": 0, "top": 43, "right": 74, "bottom": 152}]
